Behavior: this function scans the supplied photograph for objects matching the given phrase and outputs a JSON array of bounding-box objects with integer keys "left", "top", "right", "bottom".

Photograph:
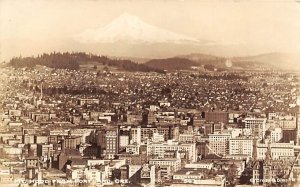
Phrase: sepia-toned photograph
[{"left": 0, "top": 0, "right": 300, "bottom": 186}]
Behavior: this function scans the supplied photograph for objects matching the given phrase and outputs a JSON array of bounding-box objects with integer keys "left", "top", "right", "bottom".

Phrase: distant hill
[
  {"left": 144, "top": 57, "right": 198, "bottom": 71},
  {"left": 108, "top": 56, "right": 150, "bottom": 64},
  {"left": 176, "top": 52, "right": 300, "bottom": 71},
  {"left": 178, "top": 53, "right": 227, "bottom": 68},
  {"left": 7, "top": 52, "right": 164, "bottom": 73},
  {"left": 231, "top": 52, "right": 300, "bottom": 70},
  {"left": 143, "top": 54, "right": 229, "bottom": 71},
  {"left": 179, "top": 53, "right": 225, "bottom": 63},
  {"left": 7, "top": 52, "right": 299, "bottom": 72}
]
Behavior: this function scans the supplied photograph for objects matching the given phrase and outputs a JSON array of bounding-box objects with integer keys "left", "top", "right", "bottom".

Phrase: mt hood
[{"left": 73, "top": 13, "right": 200, "bottom": 44}]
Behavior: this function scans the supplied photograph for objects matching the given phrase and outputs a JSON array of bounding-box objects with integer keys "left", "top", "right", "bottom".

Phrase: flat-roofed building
[
  {"left": 244, "top": 118, "right": 267, "bottom": 140},
  {"left": 257, "top": 141, "right": 294, "bottom": 160},
  {"left": 147, "top": 140, "right": 197, "bottom": 162},
  {"left": 229, "top": 137, "right": 253, "bottom": 156},
  {"left": 208, "top": 133, "right": 231, "bottom": 156}
]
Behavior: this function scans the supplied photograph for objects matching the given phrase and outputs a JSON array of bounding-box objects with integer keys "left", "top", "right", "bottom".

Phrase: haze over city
[{"left": 1, "top": 0, "right": 300, "bottom": 62}]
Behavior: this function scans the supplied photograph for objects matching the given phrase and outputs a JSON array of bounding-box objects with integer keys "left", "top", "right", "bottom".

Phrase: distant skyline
[{"left": 1, "top": 0, "right": 300, "bottom": 62}]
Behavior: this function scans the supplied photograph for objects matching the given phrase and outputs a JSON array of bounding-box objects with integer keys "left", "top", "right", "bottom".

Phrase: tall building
[
  {"left": 147, "top": 140, "right": 197, "bottom": 162},
  {"left": 37, "top": 144, "right": 53, "bottom": 157},
  {"left": 229, "top": 137, "right": 253, "bottom": 156},
  {"left": 270, "top": 128, "right": 282, "bottom": 143},
  {"left": 157, "top": 126, "right": 171, "bottom": 140},
  {"left": 140, "top": 127, "right": 156, "bottom": 141},
  {"left": 130, "top": 126, "right": 141, "bottom": 144},
  {"left": 63, "top": 136, "right": 81, "bottom": 150},
  {"left": 244, "top": 118, "right": 267, "bottom": 140},
  {"left": 208, "top": 133, "right": 231, "bottom": 156},
  {"left": 105, "top": 128, "right": 119, "bottom": 159}
]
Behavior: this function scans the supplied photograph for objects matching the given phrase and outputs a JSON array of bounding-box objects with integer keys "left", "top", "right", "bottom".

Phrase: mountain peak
[
  {"left": 115, "top": 12, "right": 140, "bottom": 22},
  {"left": 73, "top": 13, "right": 200, "bottom": 44}
]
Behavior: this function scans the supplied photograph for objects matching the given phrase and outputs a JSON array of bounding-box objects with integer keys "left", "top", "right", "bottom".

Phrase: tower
[
  {"left": 105, "top": 127, "right": 119, "bottom": 159},
  {"left": 265, "top": 138, "right": 272, "bottom": 164},
  {"left": 252, "top": 138, "right": 258, "bottom": 161},
  {"left": 263, "top": 138, "right": 272, "bottom": 184},
  {"left": 40, "top": 82, "right": 43, "bottom": 101}
]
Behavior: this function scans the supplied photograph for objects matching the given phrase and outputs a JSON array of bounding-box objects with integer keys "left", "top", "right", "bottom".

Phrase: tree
[{"left": 227, "top": 164, "right": 238, "bottom": 187}]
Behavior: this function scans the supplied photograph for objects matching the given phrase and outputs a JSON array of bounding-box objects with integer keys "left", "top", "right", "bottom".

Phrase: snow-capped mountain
[{"left": 73, "top": 13, "right": 200, "bottom": 44}]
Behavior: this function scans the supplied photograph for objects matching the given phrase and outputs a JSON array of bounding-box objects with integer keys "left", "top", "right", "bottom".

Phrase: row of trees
[
  {"left": 9, "top": 52, "right": 164, "bottom": 73},
  {"left": 10, "top": 52, "right": 80, "bottom": 70}
]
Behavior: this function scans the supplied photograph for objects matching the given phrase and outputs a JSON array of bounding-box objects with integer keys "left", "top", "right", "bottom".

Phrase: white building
[
  {"left": 229, "top": 137, "right": 253, "bottom": 156},
  {"left": 125, "top": 143, "right": 140, "bottom": 154},
  {"left": 130, "top": 126, "right": 141, "bottom": 145},
  {"left": 208, "top": 133, "right": 231, "bottom": 156},
  {"left": 179, "top": 134, "right": 194, "bottom": 143},
  {"left": 278, "top": 117, "right": 297, "bottom": 129},
  {"left": 152, "top": 132, "right": 165, "bottom": 142},
  {"left": 66, "top": 167, "right": 84, "bottom": 180},
  {"left": 149, "top": 158, "right": 181, "bottom": 172},
  {"left": 78, "top": 98, "right": 100, "bottom": 106},
  {"left": 270, "top": 128, "right": 282, "bottom": 143},
  {"left": 244, "top": 118, "right": 267, "bottom": 140},
  {"left": 172, "top": 171, "right": 226, "bottom": 187},
  {"left": 257, "top": 141, "right": 295, "bottom": 160},
  {"left": 147, "top": 140, "right": 197, "bottom": 162},
  {"left": 85, "top": 168, "right": 102, "bottom": 184},
  {"left": 2, "top": 146, "right": 23, "bottom": 155},
  {"left": 71, "top": 129, "right": 94, "bottom": 143},
  {"left": 119, "top": 135, "right": 129, "bottom": 147},
  {"left": 268, "top": 112, "right": 278, "bottom": 120},
  {"left": 184, "top": 162, "right": 213, "bottom": 170}
]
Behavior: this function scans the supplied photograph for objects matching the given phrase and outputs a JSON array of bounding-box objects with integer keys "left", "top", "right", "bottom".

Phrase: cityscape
[{"left": 1, "top": 1, "right": 300, "bottom": 187}]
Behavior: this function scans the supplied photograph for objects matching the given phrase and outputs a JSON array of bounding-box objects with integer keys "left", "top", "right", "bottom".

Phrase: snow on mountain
[{"left": 73, "top": 13, "right": 200, "bottom": 44}]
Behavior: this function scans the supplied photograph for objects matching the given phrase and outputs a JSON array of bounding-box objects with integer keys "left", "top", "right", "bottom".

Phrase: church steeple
[{"left": 265, "top": 138, "right": 272, "bottom": 164}]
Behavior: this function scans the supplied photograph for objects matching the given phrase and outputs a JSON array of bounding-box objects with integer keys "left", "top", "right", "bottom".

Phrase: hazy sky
[{"left": 1, "top": 0, "right": 300, "bottom": 61}]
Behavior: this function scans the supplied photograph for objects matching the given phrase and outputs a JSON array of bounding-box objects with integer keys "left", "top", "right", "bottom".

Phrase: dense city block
[{"left": 0, "top": 66, "right": 300, "bottom": 187}]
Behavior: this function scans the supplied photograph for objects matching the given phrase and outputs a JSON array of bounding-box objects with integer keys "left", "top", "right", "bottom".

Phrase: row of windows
[{"left": 150, "top": 161, "right": 179, "bottom": 165}]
